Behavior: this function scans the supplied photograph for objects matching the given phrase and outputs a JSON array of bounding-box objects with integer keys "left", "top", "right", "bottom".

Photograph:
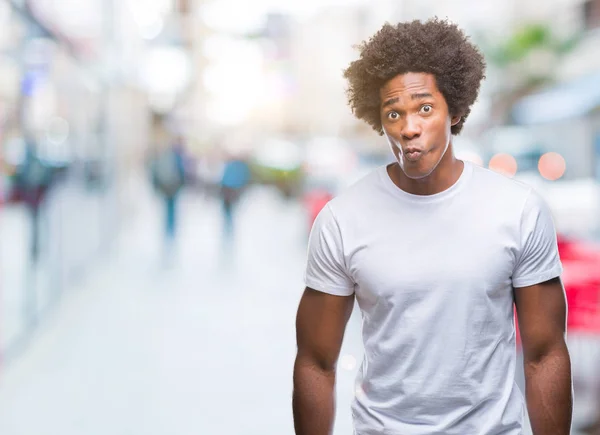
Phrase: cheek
[
  {"left": 388, "top": 137, "right": 402, "bottom": 155},
  {"left": 440, "top": 116, "right": 453, "bottom": 134},
  {"left": 430, "top": 118, "right": 452, "bottom": 144},
  {"left": 383, "top": 132, "right": 401, "bottom": 158},
  {"left": 383, "top": 127, "right": 398, "bottom": 146}
]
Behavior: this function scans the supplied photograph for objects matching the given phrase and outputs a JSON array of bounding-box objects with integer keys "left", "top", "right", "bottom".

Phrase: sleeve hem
[
  {"left": 512, "top": 264, "right": 563, "bottom": 288},
  {"left": 304, "top": 277, "right": 354, "bottom": 296}
]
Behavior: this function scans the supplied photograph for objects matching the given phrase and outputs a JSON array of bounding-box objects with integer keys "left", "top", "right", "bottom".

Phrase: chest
[{"left": 346, "top": 210, "right": 519, "bottom": 306}]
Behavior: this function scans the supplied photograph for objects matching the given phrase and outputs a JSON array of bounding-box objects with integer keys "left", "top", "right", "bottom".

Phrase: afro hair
[{"left": 343, "top": 18, "right": 486, "bottom": 136}]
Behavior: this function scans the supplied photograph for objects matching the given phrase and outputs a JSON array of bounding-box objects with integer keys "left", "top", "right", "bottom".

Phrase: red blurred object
[
  {"left": 303, "top": 188, "right": 334, "bottom": 231},
  {"left": 558, "top": 235, "right": 600, "bottom": 334},
  {"left": 516, "top": 235, "right": 600, "bottom": 344}
]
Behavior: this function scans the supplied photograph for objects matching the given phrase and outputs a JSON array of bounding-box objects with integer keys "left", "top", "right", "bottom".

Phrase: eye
[
  {"left": 387, "top": 111, "right": 400, "bottom": 120},
  {"left": 420, "top": 105, "right": 433, "bottom": 114}
]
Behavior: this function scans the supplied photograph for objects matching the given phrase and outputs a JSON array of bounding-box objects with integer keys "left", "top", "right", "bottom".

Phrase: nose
[{"left": 401, "top": 115, "right": 421, "bottom": 140}]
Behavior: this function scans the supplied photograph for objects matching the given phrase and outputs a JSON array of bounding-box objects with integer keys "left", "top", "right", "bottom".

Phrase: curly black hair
[{"left": 343, "top": 18, "right": 486, "bottom": 136}]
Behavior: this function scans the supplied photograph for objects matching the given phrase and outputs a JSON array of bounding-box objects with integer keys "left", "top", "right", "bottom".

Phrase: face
[{"left": 380, "top": 72, "right": 460, "bottom": 179}]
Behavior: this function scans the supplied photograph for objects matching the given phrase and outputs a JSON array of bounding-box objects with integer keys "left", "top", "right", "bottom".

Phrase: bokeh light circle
[
  {"left": 538, "top": 152, "right": 566, "bottom": 181},
  {"left": 488, "top": 153, "right": 518, "bottom": 177}
]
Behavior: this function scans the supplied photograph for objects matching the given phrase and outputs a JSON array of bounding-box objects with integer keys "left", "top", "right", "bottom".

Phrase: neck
[{"left": 389, "top": 148, "right": 464, "bottom": 196}]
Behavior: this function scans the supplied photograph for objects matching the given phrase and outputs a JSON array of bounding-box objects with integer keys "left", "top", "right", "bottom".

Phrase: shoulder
[
  {"left": 470, "top": 163, "right": 531, "bottom": 195},
  {"left": 468, "top": 164, "right": 558, "bottom": 231},
  {"left": 326, "top": 166, "right": 386, "bottom": 219},
  {"left": 469, "top": 163, "right": 535, "bottom": 209}
]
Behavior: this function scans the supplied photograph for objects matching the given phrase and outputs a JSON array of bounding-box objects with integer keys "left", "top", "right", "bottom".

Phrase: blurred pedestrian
[
  {"left": 219, "top": 155, "right": 250, "bottom": 237},
  {"left": 293, "top": 19, "right": 572, "bottom": 435},
  {"left": 13, "top": 137, "right": 53, "bottom": 263},
  {"left": 150, "top": 136, "right": 186, "bottom": 250}
]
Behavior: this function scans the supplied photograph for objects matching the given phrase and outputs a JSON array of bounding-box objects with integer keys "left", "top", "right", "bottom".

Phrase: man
[
  {"left": 293, "top": 19, "right": 572, "bottom": 435},
  {"left": 14, "top": 138, "right": 53, "bottom": 263},
  {"left": 151, "top": 136, "right": 187, "bottom": 248},
  {"left": 219, "top": 154, "right": 251, "bottom": 237}
]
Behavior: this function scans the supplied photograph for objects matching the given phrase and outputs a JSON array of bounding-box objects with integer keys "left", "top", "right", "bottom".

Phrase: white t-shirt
[{"left": 304, "top": 161, "right": 563, "bottom": 435}]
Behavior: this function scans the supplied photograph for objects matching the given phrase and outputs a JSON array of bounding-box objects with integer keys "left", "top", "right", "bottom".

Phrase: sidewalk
[
  {"left": 0, "top": 185, "right": 365, "bottom": 435},
  {"left": 0, "top": 182, "right": 111, "bottom": 356}
]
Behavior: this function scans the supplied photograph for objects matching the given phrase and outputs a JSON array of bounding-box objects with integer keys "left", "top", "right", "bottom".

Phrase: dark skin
[
  {"left": 380, "top": 72, "right": 462, "bottom": 195},
  {"left": 293, "top": 288, "right": 354, "bottom": 435},
  {"left": 515, "top": 277, "right": 573, "bottom": 434},
  {"left": 293, "top": 72, "right": 572, "bottom": 434}
]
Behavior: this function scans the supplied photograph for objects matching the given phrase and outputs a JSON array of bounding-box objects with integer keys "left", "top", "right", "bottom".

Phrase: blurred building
[
  {"left": 0, "top": 0, "right": 178, "bottom": 358},
  {"left": 509, "top": 0, "right": 600, "bottom": 181},
  {"left": 286, "top": 7, "right": 365, "bottom": 138}
]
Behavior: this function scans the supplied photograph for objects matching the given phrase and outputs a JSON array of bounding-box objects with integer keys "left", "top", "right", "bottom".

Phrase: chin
[
  {"left": 397, "top": 158, "right": 437, "bottom": 179},
  {"left": 401, "top": 166, "right": 435, "bottom": 180}
]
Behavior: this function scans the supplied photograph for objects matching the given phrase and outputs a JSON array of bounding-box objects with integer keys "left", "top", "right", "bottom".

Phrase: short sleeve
[
  {"left": 512, "top": 189, "right": 563, "bottom": 288},
  {"left": 304, "top": 204, "right": 355, "bottom": 296}
]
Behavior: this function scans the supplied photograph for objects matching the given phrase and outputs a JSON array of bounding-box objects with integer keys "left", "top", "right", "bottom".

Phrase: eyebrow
[
  {"left": 411, "top": 92, "right": 433, "bottom": 100},
  {"left": 382, "top": 93, "right": 434, "bottom": 108}
]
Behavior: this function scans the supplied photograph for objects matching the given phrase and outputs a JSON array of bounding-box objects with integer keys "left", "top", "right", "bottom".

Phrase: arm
[
  {"left": 293, "top": 287, "right": 354, "bottom": 435},
  {"left": 515, "top": 277, "right": 573, "bottom": 435}
]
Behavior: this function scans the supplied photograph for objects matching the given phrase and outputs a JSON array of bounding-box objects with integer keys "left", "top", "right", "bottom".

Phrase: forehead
[{"left": 379, "top": 72, "right": 442, "bottom": 105}]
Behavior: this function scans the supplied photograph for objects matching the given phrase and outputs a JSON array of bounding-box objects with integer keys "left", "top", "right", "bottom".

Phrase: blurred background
[{"left": 0, "top": 0, "right": 598, "bottom": 434}]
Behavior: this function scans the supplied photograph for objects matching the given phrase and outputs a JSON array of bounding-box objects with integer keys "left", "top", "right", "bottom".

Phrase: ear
[{"left": 451, "top": 116, "right": 461, "bottom": 126}]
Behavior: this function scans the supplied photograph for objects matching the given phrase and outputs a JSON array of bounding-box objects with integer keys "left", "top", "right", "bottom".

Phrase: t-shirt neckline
[{"left": 379, "top": 160, "right": 473, "bottom": 203}]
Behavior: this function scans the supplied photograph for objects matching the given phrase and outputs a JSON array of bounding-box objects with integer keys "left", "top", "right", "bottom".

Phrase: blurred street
[
  {"left": 0, "top": 182, "right": 365, "bottom": 435},
  {"left": 1, "top": 0, "right": 600, "bottom": 432},
  {"left": 1, "top": 180, "right": 110, "bottom": 353}
]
